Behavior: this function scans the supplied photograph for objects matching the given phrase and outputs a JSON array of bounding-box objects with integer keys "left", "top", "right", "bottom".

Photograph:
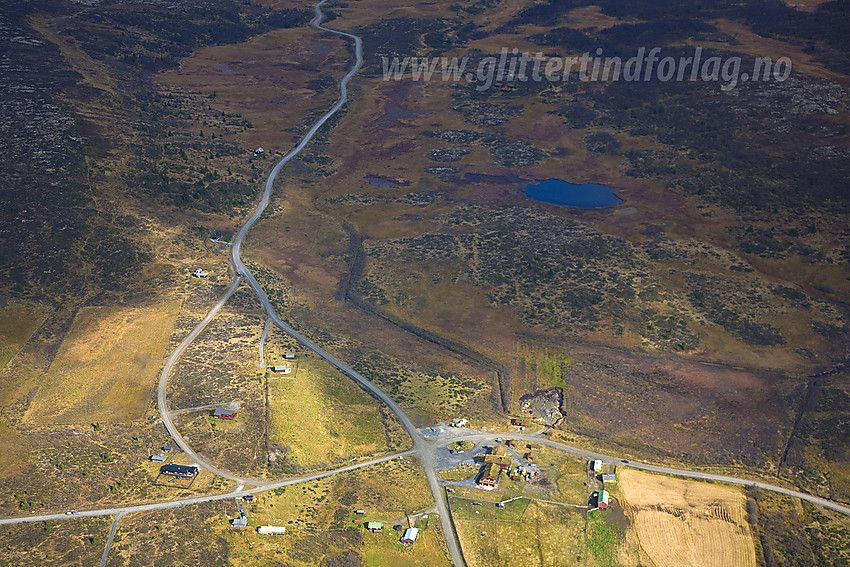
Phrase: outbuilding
[
  {"left": 598, "top": 490, "right": 610, "bottom": 510},
  {"left": 366, "top": 522, "right": 382, "bottom": 533},
  {"left": 150, "top": 453, "right": 166, "bottom": 462},
  {"left": 601, "top": 473, "right": 616, "bottom": 483}
]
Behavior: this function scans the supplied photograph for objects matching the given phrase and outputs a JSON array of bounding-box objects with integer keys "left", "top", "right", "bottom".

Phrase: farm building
[
  {"left": 213, "top": 407, "right": 237, "bottom": 419},
  {"left": 478, "top": 463, "right": 502, "bottom": 487},
  {"left": 366, "top": 522, "right": 382, "bottom": 532},
  {"left": 149, "top": 453, "right": 166, "bottom": 462},
  {"left": 601, "top": 472, "right": 616, "bottom": 483},
  {"left": 484, "top": 446, "right": 513, "bottom": 470},
  {"left": 231, "top": 513, "right": 247, "bottom": 527},
  {"left": 401, "top": 528, "right": 419, "bottom": 544},
  {"left": 598, "top": 490, "right": 610, "bottom": 510},
  {"left": 284, "top": 353, "right": 296, "bottom": 359},
  {"left": 592, "top": 460, "right": 603, "bottom": 473},
  {"left": 160, "top": 464, "right": 198, "bottom": 478},
  {"left": 270, "top": 364, "right": 292, "bottom": 374}
]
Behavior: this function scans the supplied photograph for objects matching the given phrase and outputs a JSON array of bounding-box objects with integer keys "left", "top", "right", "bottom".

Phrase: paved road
[
  {"left": 0, "top": 450, "right": 413, "bottom": 526},
  {"left": 433, "top": 430, "right": 850, "bottom": 517}
]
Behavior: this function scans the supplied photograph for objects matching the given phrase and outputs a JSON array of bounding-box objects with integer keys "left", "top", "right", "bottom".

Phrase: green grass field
[{"left": 450, "top": 497, "right": 530, "bottom": 521}]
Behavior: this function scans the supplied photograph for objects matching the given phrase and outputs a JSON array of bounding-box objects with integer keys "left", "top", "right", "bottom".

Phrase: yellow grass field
[
  {"left": 24, "top": 300, "right": 182, "bottom": 424},
  {"left": 618, "top": 469, "right": 757, "bottom": 567},
  {"left": 0, "top": 299, "right": 49, "bottom": 369},
  {"left": 267, "top": 354, "right": 398, "bottom": 469},
  {"left": 0, "top": 420, "right": 31, "bottom": 477}
]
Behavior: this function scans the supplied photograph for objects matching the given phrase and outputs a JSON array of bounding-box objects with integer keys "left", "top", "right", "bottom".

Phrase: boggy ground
[{"left": 241, "top": 0, "right": 850, "bottom": 513}]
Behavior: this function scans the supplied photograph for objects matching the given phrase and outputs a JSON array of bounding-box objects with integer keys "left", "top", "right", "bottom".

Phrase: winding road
[
  {"left": 5, "top": 2, "right": 850, "bottom": 567},
  {"left": 154, "top": 2, "right": 465, "bottom": 565}
]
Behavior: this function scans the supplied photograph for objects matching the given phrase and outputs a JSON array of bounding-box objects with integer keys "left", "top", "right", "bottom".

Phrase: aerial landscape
[{"left": 0, "top": 0, "right": 848, "bottom": 564}]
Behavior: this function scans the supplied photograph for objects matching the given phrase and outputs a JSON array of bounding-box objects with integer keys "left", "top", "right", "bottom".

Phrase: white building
[
  {"left": 191, "top": 268, "right": 208, "bottom": 278},
  {"left": 257, "top": 526, "right": 285, "bottom": 534},
  {"left": 401, "top": 527, "right": 418, "bottom": 544}
]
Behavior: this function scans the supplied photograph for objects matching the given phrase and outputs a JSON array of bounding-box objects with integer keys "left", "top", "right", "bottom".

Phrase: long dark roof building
[{"left": 160, "top": 464, "right": 198, "bottom": 478}]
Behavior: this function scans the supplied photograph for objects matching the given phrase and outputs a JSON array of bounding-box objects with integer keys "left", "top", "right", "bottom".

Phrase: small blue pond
[{"left": 524, "top": 178, "right": 622, "bottom": 208}]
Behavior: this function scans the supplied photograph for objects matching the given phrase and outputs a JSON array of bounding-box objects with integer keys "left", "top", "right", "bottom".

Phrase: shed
[
  {"left": 598, "top": 490, "right": 610, "bottom": 510},
  {"left": 592, "top": 460, "right": 602, "bottom": 473},
  {"left": 601, "top": 473, "right": 616, "bottom": 483},
  {"left": 401, "top": 527, "right": 419, "bottom": 544},
  {"left": 161, "top": 446, "right": 172, "bottom": 452},
  {"left": 284, "top": 353, "right": 296, "bottom": 359},
  {"left": 213, "top": 407, "right": 237, "bottom": 419},
  {"left": 270, "top": 365, "right": 292, "bottom": 374},
  {"left": 366, "top": 522, "right": 382, "bottom": 532},
  {"left": 150, "top": 453, "right": 166, "bottom": 462}
]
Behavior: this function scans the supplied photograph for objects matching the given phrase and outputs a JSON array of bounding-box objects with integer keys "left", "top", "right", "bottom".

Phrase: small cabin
[{"left": 213, "top": 408, "right": 237, "bottom": 420}]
